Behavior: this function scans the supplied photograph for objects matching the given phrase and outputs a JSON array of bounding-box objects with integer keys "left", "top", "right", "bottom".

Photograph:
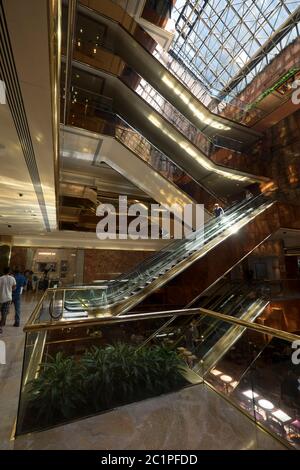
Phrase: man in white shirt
[{"left": 0, "top": 267, "right": 16, "bottom": 333}]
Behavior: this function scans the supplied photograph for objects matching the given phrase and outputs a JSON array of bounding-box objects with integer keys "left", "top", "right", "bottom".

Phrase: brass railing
[{"left": 24, "top": 291, "right": 300, "bottom": 344}]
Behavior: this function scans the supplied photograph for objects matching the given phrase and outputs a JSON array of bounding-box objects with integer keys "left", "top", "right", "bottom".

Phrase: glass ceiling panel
[{"left": 170, "top": 0, "right": 300, "bottom": 99}]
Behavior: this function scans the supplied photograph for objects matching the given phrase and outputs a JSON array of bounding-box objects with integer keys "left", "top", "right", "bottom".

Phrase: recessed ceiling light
[
  {"left": 220, "top": 374, "right": 233, "bottom": 383},
  {"left": 258, "top": 399, "right": 274, "bottom": 410},
  {"left": 242, "top": 390, "right": 259, "bottom": 399}
]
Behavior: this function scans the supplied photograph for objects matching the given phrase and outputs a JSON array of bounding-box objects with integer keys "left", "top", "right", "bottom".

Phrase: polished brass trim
[
  {"left": 199, "top": 301, "right": 269, "bottom": 373},
  {"left": 204, "top": 381, "right": 294, "bottom": 450},
  {"left": 24, "top": 291, "right": 49, "bottom": 328},
  {"left": 34, "top": 201, "right": 276, "bottom": 308},
  {"left": 198, "top": 306, "right": 299, "bottom": 342},
  {"left": 48, "top": 0, "right": 61, "bottom": 227},
  {"left": 24, "top": 301, "right": 300, "bottom": 343},
  {"left": 47, "top": 286, "right": 108, "bottom": 292},
  {"left": 63, "top": 0, "right": 77, "bottom": 124},
  {"left": 24, "top": 197, "right": 286, "bottom": 331}
]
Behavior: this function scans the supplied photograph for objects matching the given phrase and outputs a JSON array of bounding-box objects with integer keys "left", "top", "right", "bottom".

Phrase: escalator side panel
[
  {"left": 71, "top": 49, "right": 265, "bottom": 198},
  {"left": 131, "top": 202, "right": 280, "bottom": 313}
]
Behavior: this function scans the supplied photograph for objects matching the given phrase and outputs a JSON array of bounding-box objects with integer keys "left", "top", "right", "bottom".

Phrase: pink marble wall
[
  {"left": 10, "top": 246, "right": 27, "bottom": 272},
  {"left": 83, "top": 249, "right": 151, "bottom": 283}
]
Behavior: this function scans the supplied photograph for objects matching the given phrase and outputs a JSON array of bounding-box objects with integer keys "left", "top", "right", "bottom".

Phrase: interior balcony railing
[
  {"left": 17, "top": 296, "right": 300, "bottom": 449},
  {"left": 195, "top": 278, "right": 300, "bottom": 306}
]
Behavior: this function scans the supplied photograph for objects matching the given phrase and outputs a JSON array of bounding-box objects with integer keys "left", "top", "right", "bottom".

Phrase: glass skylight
[{"left": 170, "top": 0, "right": 300, "bottom": 100}]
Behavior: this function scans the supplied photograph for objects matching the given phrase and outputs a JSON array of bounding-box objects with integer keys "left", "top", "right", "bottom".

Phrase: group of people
[{"left": 0, "top": 267, "right": 27, "bottom": 334}]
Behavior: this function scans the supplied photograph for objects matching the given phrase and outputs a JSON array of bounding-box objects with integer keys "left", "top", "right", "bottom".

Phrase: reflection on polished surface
[{"left": 205, "top": 324, "right": 300, "bottom": 449}]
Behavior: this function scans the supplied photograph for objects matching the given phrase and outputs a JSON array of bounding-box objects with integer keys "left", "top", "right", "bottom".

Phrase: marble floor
[
  {"left": 14, "top": 383, "right": 285, "bottom": 450},
  {"left": 0, "top": 292, "right": 41, "bottom": 450},
  {"left": 0, "top": 295, "right": 286, "bottom": 450}
]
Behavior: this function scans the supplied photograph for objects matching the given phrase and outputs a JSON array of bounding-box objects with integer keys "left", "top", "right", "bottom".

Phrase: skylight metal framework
[{"left": 170, "top": 0, "right": 300, "bottom": 101}]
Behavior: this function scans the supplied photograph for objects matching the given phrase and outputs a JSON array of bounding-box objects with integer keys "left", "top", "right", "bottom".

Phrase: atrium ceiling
[{"left": 170, "top": 0, "right": 300, "bottom": 102}]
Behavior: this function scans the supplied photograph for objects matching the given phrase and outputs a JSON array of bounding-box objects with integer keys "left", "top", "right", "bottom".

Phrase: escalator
[
  {"left": 67, "top": 51, "right": 267, "bottom": 200},
  {"left": 62, "top": 119, "right": 197, "bottom": 214},
  {"left": 77, "top": 0, "right": 262, "bottom": 144},
  {"left": 64, "top": 191, "right": 280, "bottom": 315},
  {"left": 65, "top": 87, "right": 226, "bottom": 210},
  {"left": 60, "top": 3, "right": 284, "bottom": 318},
  {"left": 140, "top": 278, "right": 269, "bottom": 361},
  {"left": 62, "top": 4, "right": 271, "bottom": 202}
]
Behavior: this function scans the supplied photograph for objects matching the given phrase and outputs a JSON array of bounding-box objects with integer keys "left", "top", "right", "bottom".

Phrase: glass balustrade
[
  {"left": 17, "top": 302, "right": 300, "bottom": 449},
  {"left": 120, "top": 72, "right": 215, "bottom": 155},
  {"left": 148, "top": 280, "right": 267, "bottom": 356},
  {"left": 122, "top": 72, "right": 248, "bottom": 155},
  {"left": 203, "top": 322, "right": 300, "bottom": 449}
]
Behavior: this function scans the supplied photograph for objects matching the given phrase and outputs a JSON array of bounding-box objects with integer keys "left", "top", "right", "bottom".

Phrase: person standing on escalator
[
  {"left": 213, "top": 203, "right": 224, "bottom": 220},
  {"left": 245, "top": 189, "right": 253, "bottom": 201}
]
